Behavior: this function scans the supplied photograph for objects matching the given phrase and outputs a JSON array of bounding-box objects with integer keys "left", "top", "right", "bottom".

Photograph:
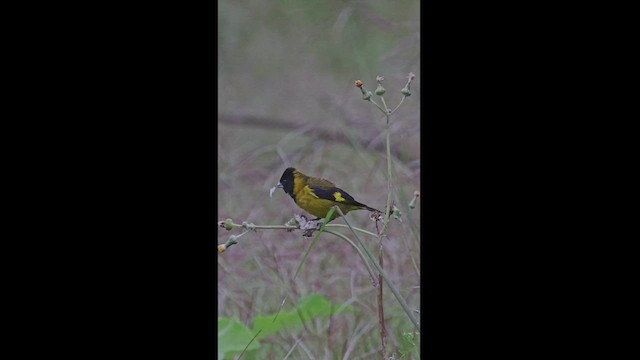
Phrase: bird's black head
[{"left": 278, "top": 167, "right": 296, "bottom": 197}]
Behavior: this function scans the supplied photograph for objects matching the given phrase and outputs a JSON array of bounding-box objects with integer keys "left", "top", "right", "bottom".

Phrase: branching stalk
[{"left": 333, "top": 206, "right": 420, "bottom": 331}]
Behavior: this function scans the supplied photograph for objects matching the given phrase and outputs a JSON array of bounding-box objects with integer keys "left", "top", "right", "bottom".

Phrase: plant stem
[
  {"left": 325, "top": 224, "right": 378, "bottom": 237},
  {"left": 368, "top": 98, "right": 387, "bottom": 114},
  {"left": 377, "top": 241, "right": 387, "bottom": 358},
  {"left": 381, "top": 112, "right": 393, "bottom": 234},
  {"left": 379, "top": 96, "right": 389, "bottom": 113},
  {"left": 226, "top": 223, "right": 298, "bottom": 230},
  {"left": 222, "top": 221, "right": 376, "bottom": 236},
  {"left": 390, "top": 95, "right": 407, "bottom": 115},
  {"left": 324, "top": 230, "right": 378, "bottom": 288}
]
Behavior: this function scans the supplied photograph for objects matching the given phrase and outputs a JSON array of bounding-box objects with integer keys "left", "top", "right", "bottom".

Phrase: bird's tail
[
  {"left": 362, "top": 204, "right": 382, "bottom": 213},
  {"left": 351, "top": 199, "right": 382, "bottom": 213}
]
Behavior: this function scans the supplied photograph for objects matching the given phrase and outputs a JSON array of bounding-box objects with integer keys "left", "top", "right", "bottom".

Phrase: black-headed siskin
[{"left": 275, "top": 167, "right": 380, "bottom": 222}]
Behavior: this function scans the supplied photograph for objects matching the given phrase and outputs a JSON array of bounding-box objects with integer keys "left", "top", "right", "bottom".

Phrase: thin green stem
[
  {"left": 368, "top": 98, "right": 387, "bottom": 114},
  {"left": 272, "top": 213, "right": 331, "bottom": 327},
  {"left": 324, "top": 230, "right": 378, "bottom": 288},
  {"left": 225, "top": 223, "right": 298, "bottom": 230},
  {"left": 325, "top": 224, "right": 378, "bottom": 237},
  {"left": 377, "top": 240, "right": 387, "bottom": 358},
  {"left": 221, "top": 220, "right": 377, "bottom": 237},
  {"left": 390, "top": 95, "right": 407, "bottom": 115},
  {"left": 381, "top": 113, "right": 393, "bottom": 234},
  {"left": 380, "top": 96, "right": 389, "bottom": 113}
]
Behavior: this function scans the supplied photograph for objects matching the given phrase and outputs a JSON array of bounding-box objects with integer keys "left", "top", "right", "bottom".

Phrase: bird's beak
[{"left": 270, "top": 182, "right": 284, "bottom": 198}]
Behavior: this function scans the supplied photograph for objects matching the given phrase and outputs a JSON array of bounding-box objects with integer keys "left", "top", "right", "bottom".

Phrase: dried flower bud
[
  {"left": 376, "top": 75, "right": 384, "bottom": 83},
  {"left": 409, "top": 190, "right": 420, "bottom": 209},
  {"left": 222, "top": 218, "right": 234, "bottom": 230},
  {"left": 356, "top": 81, "right": 372, "bottom": 100},
  {"left": 392, "top": 205, "right": 402, "bottom": 221},
  {"left": 401, "top": 72, "right": 415, "bottom": 96},
  {"left": 217, "top": 244, "right": 226, "bottom": 253},
  {"left": 369, "top": 211, "right": 384, "bottom": 222}
]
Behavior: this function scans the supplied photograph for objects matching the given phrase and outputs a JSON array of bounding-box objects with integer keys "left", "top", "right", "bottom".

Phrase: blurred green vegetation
[
  {"left": 218, "top": 294, "right": 354, "bottom": 359},
  {"left": 218, "top": 0, "right": 420, "bottom": 358}
]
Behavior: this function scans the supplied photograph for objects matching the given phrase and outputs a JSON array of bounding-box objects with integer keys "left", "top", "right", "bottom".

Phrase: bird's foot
[{"left": 294, "top": 215, "right": 324, "bottom": 237}]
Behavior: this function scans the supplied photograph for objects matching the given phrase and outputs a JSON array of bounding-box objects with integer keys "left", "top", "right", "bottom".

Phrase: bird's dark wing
[
  {"left": 308, "top": 185, "right": 363, "bottom": 207},
  {"left": 306, "top": 176, "right": 336, "bottom": 188}
]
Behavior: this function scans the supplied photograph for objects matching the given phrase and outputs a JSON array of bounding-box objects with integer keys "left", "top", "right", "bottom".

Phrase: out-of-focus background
[{"left": 218, "top": 0, "right": 420, "bottom": 358}]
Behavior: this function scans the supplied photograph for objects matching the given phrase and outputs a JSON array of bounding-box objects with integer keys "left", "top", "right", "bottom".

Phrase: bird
[{"left": 274, "top": 167, "right": 381, "bottom": 222}]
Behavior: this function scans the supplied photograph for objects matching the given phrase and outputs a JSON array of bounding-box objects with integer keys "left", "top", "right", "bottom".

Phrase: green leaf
[
  {"left": 251, "top": 309, "right": 301, "bottom": 340},
  {"left": 297, "top": 293, "right": 333, "bottom": 319},
  {"left": 399, "top": 331, "right": 420, "bottom": 358},
  {"left": 250, "top": 293, "right": 353, "bottom": 339},
  {"left": 217, "top": 317, "right": 260, "bottom": 355}
]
